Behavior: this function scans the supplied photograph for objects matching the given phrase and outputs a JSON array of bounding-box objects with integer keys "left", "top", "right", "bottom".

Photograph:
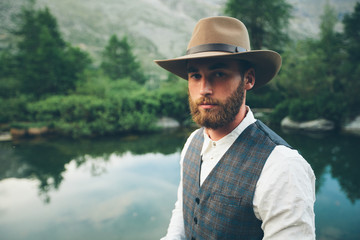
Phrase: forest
[{"left": 0, "top": 0, "right": 359, "bottom": 138}]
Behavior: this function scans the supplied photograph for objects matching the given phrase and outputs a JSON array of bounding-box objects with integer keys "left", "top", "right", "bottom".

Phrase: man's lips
[{"left": 199, "top": 102, "right": 218, "bottom": 109}]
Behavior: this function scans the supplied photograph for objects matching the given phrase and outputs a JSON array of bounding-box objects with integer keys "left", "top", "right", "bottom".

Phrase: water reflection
[
  {"left": 277, "top": 129, "right": 360, "bottom": 203},
  {"left": 0, "top": 128, "right": 360, "bottom": 239},
  {"left": 0, "top": 151, "right": 181, "bottom": 240},
  {"left": 0, "top": 129, "right": 191, "bottom": 204}
]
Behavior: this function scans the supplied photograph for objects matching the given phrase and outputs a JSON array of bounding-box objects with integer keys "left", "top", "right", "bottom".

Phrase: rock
[
  {"left": 0, "top": 132, "right": 12, "bottom": 141},
  {"left": 10, "top": 128, "right": 27, "bottom": 138},
  {"left": 28, "top": 126, "right": 49, "bottom": 136},
  {"left": 281, "top": 116, "right": 335, "bottom": 132},
  {"left": 156, "top": 117, "right": 180, "bottom": 129},
  {"left": 343, "top": 115, "right": 360, "bottom": 135}
]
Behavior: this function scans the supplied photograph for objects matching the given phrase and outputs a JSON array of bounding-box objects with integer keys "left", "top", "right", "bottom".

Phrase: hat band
[{"left": 186, "top": 43, "right": 248, "bottom": 55}]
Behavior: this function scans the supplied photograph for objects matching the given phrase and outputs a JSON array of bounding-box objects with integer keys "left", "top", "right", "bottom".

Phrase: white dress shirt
[{"left": 161, "top": 107, "right": 316, "bottom": 240}]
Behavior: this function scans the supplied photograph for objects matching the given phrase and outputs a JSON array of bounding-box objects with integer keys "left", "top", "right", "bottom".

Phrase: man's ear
[{"left": 244, "top": 68, "right": 255, "bottom": 90}]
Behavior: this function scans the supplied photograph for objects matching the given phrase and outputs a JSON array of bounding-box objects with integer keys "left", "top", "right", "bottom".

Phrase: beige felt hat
[{"left": 154, "top": 16, "right": 282, "bottom": 89}]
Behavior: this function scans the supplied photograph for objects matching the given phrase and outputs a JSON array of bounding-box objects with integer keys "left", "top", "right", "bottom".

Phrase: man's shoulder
[
  {"left": 186, "top": 128, "right": 202, "bottom": 143},
  {"left": 252, "top": 120, "right": 291, "bottom": 149},
  {"left": 180, "top": 128, "right": 202, "bottom": 161}
]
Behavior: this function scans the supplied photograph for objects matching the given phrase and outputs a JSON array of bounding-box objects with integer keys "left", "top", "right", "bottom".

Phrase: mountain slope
[{"left": 0, "top": 0, "right": 358, "bottom": 79}]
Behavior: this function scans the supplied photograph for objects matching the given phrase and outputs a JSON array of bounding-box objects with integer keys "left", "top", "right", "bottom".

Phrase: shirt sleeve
[
  {"left": 160, "top": 130, "right": 199, "bottom": 240},
  {"left": 253, "top": 145, "right": 316, "bottom": 240}
]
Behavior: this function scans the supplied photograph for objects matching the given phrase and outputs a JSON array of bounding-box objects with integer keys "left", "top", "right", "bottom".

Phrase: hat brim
[{"left": 154, "top": 50, "right": 281, "bottom": 89}]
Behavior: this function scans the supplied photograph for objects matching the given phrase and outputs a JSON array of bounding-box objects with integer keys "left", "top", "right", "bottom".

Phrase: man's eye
[
  {"left": 214, "top": 72, "right": 225, "bottom": 78},
  {"left": 190, "top": 73, "right": 202, "bottom": 80}
]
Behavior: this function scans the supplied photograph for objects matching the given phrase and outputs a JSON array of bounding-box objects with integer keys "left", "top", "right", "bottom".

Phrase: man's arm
[
  {"left": 160, "top": 130, "right": 199, "bottom": 240},
  {"left": 160, "top": 183, "right": 186, "bottom": 240},
  {"left": 253, "top": 145, "right": 316, "bottom": 240}
]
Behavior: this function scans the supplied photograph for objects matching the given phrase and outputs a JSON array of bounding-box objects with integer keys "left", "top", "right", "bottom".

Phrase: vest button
[
  {"left": 195, "top": 197, "right": 200, "bottom": 204},
  {"left": 194, "top": 217, "right": 198, "bottom": 224}
]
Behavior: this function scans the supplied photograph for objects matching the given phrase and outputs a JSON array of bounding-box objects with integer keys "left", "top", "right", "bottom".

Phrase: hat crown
[
  {"left": 155, "top": 16, "right": 281, "bottom": 90},
  {"left": 187, "top": 16, "right": 251, "bottom": 51}
]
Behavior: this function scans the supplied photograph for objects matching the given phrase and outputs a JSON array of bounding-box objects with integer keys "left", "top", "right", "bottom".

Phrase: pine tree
[
  {"left": 342, "top": 2, "right": 360, "bottom": 116},
  {"left": 15, "top": 4, "right": 90, "bottom": 97},
  {"left": 101, "top": 35, "right": 146, "bottom": 84},
  {"left": 224, "top": 0, "right": 292, "bottom": 52}
]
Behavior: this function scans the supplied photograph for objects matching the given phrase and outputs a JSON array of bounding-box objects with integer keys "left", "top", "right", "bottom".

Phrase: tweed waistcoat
[{"left": 183, "top": 120, "right": 291, "bottom": 240}]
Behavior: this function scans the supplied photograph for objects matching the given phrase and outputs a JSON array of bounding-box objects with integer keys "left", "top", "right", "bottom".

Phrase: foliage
[
  {"left": 271, "top": 2, "right": 358, "bottom": 125},
  {"left": 341, "top": 2, "right": 360, "bottom": 119},
  {"left": 270, "top": 100, "right": 290, "bottom": 124},
  {"left": 152, "top": 79, "right": 189, "bottom": 125},
  {"left": 26, "top": 92, "right": 159, "bottom": 138},
  {"left": 0, "top": 77, "right": 21, "bottom": 99},
  {"left": 246, "top": 84, "right": 284, "bottom": 108},
  {"left": 74, "top": 70, "right": 143, "bottom": 98},
  {"left": 101, "top": 34, "right": 146, "bottom": 84},
  {"left": 0, "top": 95, "right": 31, "bottom": 123},
  {"left": 13, "top": 4, "right": 91, "bottom": 97},
  {"left": 287, "top": 99, "right": 318, "bottom": 122},
  {"left": 1, "top": 1, "right": 360, "bottom": 137},
  {"left": 18, "top": 73, "right": 191, "bottom": 138},
  {"left": 224, "top": 0, "right": 292, "bottom": 51}
]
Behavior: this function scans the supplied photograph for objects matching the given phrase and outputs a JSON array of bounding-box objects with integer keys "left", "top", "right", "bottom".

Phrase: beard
[{"left": 189, "top": 80, "right": 245, "bottom": 129}]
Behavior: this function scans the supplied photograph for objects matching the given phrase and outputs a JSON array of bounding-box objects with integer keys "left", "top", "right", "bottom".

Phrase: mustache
[{"left": 194, "top": 97, "right": 221, "bottom": 106}]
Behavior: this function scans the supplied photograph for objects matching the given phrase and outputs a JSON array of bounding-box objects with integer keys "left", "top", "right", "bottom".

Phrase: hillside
[{"left": 0, "top": 0, "right": 358, "bottom": 79}]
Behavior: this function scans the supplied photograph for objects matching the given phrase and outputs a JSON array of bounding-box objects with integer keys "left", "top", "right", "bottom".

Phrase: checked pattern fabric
[{"left": 183, "top": 120, "right": 291, "bottom": 240}]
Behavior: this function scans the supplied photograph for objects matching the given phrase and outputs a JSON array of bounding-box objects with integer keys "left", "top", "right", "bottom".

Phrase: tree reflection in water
[
  {"left": 0, "top": 129, "right": 192, "bottom": 203},
  {"left": 0, "top": 128, "right": 359, "bottom": 239},
  {"left": 278, "top": 128, "right": 360, "bottom": 204},
  {"left": 0, "top": 128, "right": 359, "bottom": 204},
  {"left": 1, "top": 128, "right": 359, "bottom": 204}
]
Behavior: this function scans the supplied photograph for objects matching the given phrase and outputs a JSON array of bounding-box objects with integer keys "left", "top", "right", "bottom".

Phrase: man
[{"left": 155, "top": 16, "right": 315, "bottom": 240}]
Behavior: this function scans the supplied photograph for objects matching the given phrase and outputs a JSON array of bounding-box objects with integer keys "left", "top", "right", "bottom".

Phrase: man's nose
[{"left": 199, "top": 77, "right": 213, "bottom": 96}]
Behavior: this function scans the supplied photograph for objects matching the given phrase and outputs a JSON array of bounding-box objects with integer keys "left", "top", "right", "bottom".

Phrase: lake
[{"left": 0, "top": 127, "right": 359, "bottom": 240}]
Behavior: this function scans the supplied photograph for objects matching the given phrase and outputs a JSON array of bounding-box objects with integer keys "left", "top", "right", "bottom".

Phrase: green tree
[
  {"left": 318, "top": 3, "right": 345, "bottom": 93},
  {"left": 224, "top": 0, "right": 292, "bottom": 51},
  {"left": 342, "top": 2, "right": 360, "bottom": 117},
  {"left": 343, "top": 2, "right": 360, "bottom": 62},
  {"left": 274, "top": 3, "right": 347, "bottom": 123},
  {"left": 101, "top": 34, "right": 146, "bottom": 84},
  {"left": 0, "top": 48, "right": 20, "bottom": 98},
  {"left": 14, "top": 4, "right": 90, "bottom": 97}
]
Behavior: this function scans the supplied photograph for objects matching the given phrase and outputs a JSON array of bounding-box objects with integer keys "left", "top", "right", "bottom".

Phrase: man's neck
[{"left": 205, "top": 105, "right": 248, "bottom": 141}]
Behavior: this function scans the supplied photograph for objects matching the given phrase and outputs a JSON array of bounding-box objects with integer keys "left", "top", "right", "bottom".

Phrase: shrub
[
  {"left": 0, "top": 96, "right": 31, "bottom": 123},
  {"left": 247, "top": 84, "right": 285, "bottom": 108},
  {"left": 288, "top": 99, "right": 319, "bottom": 122},
  {"left": 315, "top": 93, "right": 346, "bottom": 124},
  {"left": 153, "top": 80, "right": 189, "bottom": 124},
  {"left": 270, "top": 100, "right": 290, "bottom": 124},
  {"left": 26, "top": 92, "right": 159, "bottom": 137}
]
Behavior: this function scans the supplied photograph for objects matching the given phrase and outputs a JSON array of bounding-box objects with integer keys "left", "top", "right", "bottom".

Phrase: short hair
[{"left": 238, "top": 60, "right": 253, "bottom": 78}]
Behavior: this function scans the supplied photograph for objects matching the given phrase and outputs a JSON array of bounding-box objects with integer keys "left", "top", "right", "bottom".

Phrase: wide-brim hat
[{"left": 154, "top": 16, "right": 282, "bottom": 89}]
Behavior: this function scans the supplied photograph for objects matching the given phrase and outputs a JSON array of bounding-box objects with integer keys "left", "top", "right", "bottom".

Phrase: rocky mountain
[{"left": 0, "top": 0, "right": 358, "bottom": 79}]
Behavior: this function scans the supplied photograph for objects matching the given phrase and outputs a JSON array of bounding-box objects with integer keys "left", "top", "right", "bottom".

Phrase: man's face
[{"left": 187, "top": 58, "right": 246, "bottom": 129}]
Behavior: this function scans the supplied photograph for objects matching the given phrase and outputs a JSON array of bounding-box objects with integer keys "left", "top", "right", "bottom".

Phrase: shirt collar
[{"left": 201, "top": 106, "right": 256, "bottom": 156}]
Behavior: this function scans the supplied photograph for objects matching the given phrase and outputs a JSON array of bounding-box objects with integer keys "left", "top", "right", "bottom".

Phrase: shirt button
[
  {"left": 195, "top": 198, "right": 200, "bottom": 204},
  {"left": 194, "top": 217, "right": 198, "bottom": 224},
  {"left": 212, "top": 142, "right": 216, "bottom": 147}
]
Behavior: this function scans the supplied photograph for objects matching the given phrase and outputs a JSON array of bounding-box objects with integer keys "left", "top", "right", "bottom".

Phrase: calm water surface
[{"left": 0, "top": 128, "right": 359, "bottom": 240}]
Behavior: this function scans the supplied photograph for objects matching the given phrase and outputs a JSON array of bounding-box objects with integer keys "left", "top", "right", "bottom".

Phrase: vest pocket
[{"left": 211, "top": 192, "right": 242, "bottom": 207}]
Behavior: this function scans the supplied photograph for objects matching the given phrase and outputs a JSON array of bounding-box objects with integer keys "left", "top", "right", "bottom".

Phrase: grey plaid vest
[{"left": 183, "top": 120, "right": 291, "bottom": 240}]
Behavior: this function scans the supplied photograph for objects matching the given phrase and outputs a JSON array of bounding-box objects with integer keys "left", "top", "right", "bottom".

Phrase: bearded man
[{"left": 155, "top": 16, "right": 316, "bottom": 240}]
